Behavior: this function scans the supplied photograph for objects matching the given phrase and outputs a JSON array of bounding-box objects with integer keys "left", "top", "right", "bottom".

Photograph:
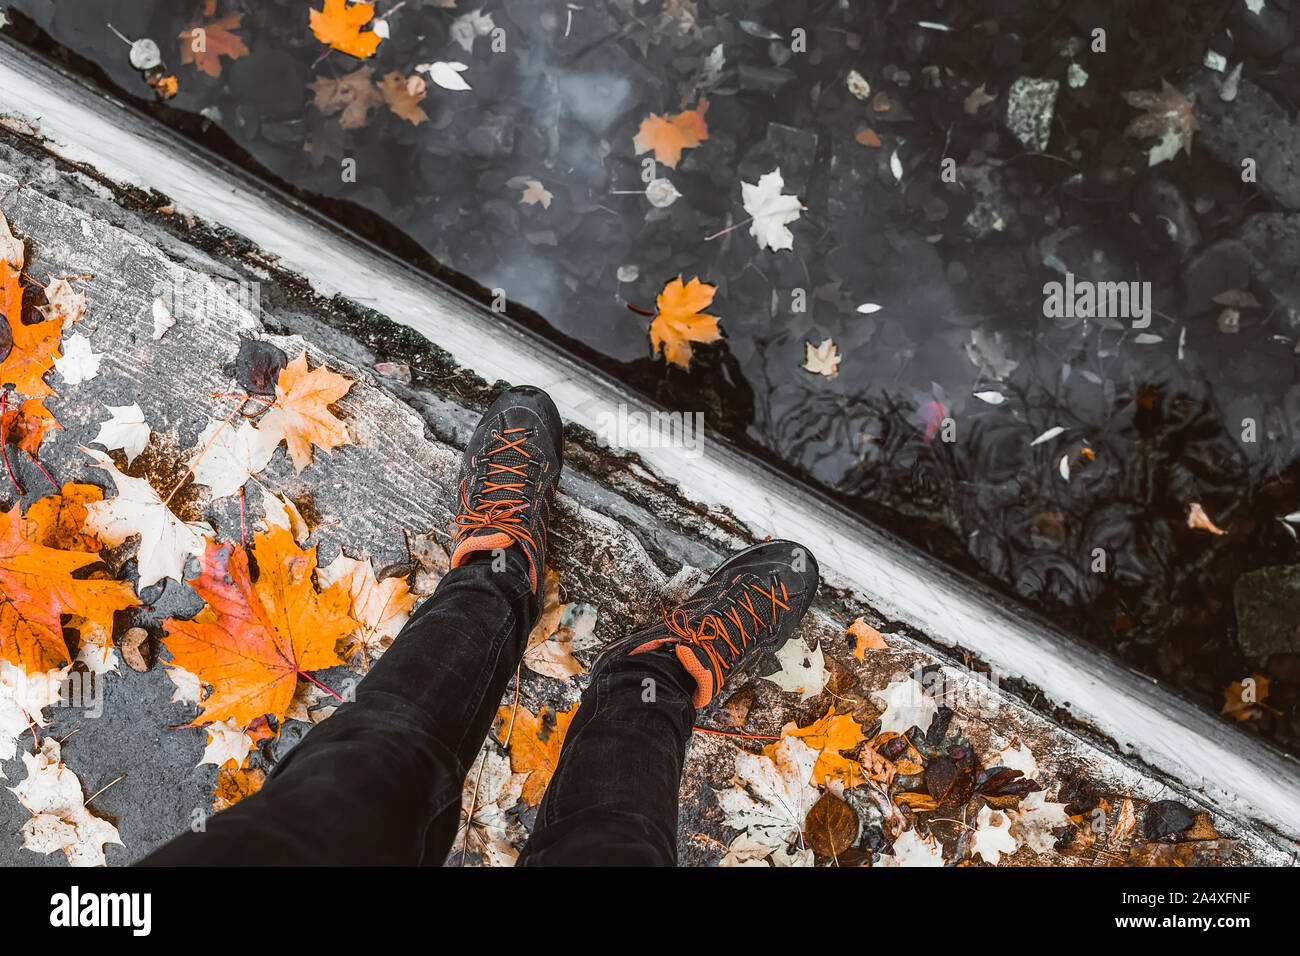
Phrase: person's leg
[
  {"left": 141, "top": 386, "right": 564, "bottom": 866},
  {"left": 519, "top": 540, "right": 820, "bottom": 866},
  {"left": 516, "top": 645, "right": 696, "bottom": 866}
]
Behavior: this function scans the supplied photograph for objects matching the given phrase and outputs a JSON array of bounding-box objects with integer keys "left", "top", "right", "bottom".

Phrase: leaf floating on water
[
  {"left": 648, "top": 276, "right": 720, "bottom": 369},
  {"left": 973, "top": 390, "right": 1006, "bottom": 405},
  {"left": 1187, "top": 502, "right": 1227, "bottom": 535},
  {"left": 802, "top": 339, "right": 841, "bottom": 378},
  {"left": 846, "top": 69, "right": 870, "bottom": 101},
  {"left": 740, "top": 168, "right": 803, "bottom": 252},
  {"left": 1030, "top": 425, "right": 1065, "bottom": 446},
  {"left": 1133, "top": 333, "right": 1163, "bottom": 344},
  {"left": 632, "top": 98, "right": 709, "bottom": 169},
  {"left": 738, "top": 19, "right": 782, "bottom": 39},
  {"left": 417, "top": 61, "right": 472, "bottom": 92},
  {"left": 889, "top": 149, "right": 903, "bottom": 183},
  {"left": 855, "top": 302, "right": 882, "bottom": 314}
]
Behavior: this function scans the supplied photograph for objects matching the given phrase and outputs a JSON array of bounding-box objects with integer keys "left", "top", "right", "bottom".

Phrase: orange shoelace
[
  {"left": 663, "top": 578, "right": 790, "bottom": 688},
  {"left": 454, "top": 427, "right": 539, "bottom": 551}
]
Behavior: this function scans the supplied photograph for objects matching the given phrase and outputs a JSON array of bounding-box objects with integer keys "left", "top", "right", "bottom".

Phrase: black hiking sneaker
[
  {"left": 449, "top": 386, "right": 563, "bottom": 612},
  {"left": 613, "top": 540, "right": 820, "bottom": 708}
]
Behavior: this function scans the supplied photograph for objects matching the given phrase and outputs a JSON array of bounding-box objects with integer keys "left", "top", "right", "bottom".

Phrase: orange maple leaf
[
  {"left": 0, "top": 262, "right": 61, "bottom": 399},
  {"left": 648, "top": 276, "right": 721, "bottom": 369},
  {"left": 310, "top": 0, "right": 383, "bottom": 59},
  {"left": 22, "top": 482, "right": 104, "bottom": 552},
  {"left": 632, "top": 97, "right": 709, "bottom": 168},
  {"left": 847, "top": 617, "right": 887, "bottom": 661},
  {"left": 0, "top": 503, "right": 137, "bottom": 674},
  {"left": 376, "top": 72, "right": 429, "bottom": 126},
  {"left": 494, "top": 702, "right": 576, "bottom": 807},
  {"left": 256, "top": 352, "right": 354, "bottom": 474},
  {"left": 2, "top": 396, "right": 59, "bottom": 456},
  {"left": 214, "top": 766, "right": 266, "bottom": 811},
  {"left": 179, "top": 12, "right": 250, "bottom": 78},
  {"left": 162, "top": 527, "right": 354, "bottom": 726}
]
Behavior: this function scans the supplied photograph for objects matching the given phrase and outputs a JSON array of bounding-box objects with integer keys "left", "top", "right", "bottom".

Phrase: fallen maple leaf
[
  {"left": 648, "top": 276, "right": 721, "bottom": 369},
  {"left": 2, "top": 396, "right": 59, "bottom": 456},
  {"left": 454, "top": 743, "right": 526, "bottom": 866},
  {"left": 879, "top": 827, "right": 946, "bottom": 866},
  {"left": 53, "top": 332, "right": 102, "bottom": 386},
  {"left": 317, "top": 550, "right": 416, "bottom": 666},
  {"left": 309, "top": 65, "right": 384, "bottom": 129},
  {"left": 162, "top": 528, "right": 354, "bottom": 726},
  {"left": 760, "top": 637, "right": 828, "bottom": 701},
  {"left": 632, "top": 97, "right": 709, "bottom": 168},
  {"left": 0, "top": 501, "right": 137, "bottom": 674},
  {"left": 714, "top": 736, "right": 818, "bottom": 857},
  {"left": 1, "top": 659, "right": 66, "bottom": 763},
  {"left": 520, "top": 567, "right": 599, "bottom": 680},
  {"left": 0, "top": 210, "right": 22, "bottom": 269},
  {"left": 81, "top": 446, "right": 214, "bottom": 590},
  {"left": 874, "top": 676, "right": 938, "bottom": 735},
  {"left": 22, "top": 482, "right": 104, "bottom": 553},
  {"left": 0, "top": 262, "right": 61, "bottom": 398},
  {"left": 256, "top": 352, "right": 354, "bottom": 474},
  {"left": 41, "top": 278, "right": 86, "bottom": 330},
  {"left": 9, "top": 738, "right": 123, "bottom": 866},
  {"left": 188, "top": 418, "right": 278, "bottom": 500},
  {"left": 310, "top": 0, "right": 383, "bottom": 59},
  {"left": 493, "top": 702, "right": 575, "bottom": 807},
  {"left": 740, "top": 167, "right": 803, "bottom": 252},
  {"left": 776, "top": 705, "right": 864, "bottom": 788},
  {"left": 200, "top": 717, "right": 257, "bottom": 769},
  {"left": 847, "top": 617, "right": 886, "bottom": 660},
  {"left": 803, "top": 338, "right": 842, "bottom": 378},
  {"left": 179, "top": 11, "right": 249, "bottom": 78},
  {"left": 1122, "top": 80, "right": 1197, "bottom": 167},
  {"left": 971, "top": 803, "right": 1017, "bottom": 864},
  {"left": 214, "top": 766, "right": 265, "bottom": 812},
  {"left": 91, "top": 402, "right": 150, "bottom": 466}
]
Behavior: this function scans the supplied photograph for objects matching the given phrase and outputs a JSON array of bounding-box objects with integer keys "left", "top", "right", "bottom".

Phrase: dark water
[{"left": 7, "top": 0, "right": 1300, "bottom": 751}]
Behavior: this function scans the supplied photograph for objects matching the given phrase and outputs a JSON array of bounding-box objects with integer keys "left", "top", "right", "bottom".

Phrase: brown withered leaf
[{"left": 803, "top": 792, "right": 859, "bottom": 859}]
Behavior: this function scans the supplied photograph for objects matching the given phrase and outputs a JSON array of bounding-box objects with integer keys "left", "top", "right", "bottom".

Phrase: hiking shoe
[
  {"left": 449, "top": 386, "right": 563, "bottom": 600},
  {"left": 615, "top": 540, "right": 820, "bottom": 708}
]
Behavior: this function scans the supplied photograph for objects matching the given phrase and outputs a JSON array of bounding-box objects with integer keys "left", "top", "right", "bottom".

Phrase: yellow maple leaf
[
  {"left": 632, "top": 97, "right": 709, "bottom": 168},
  {"left": 649, "top": 276, "right": 721, "bottom": 369},
  {"left": 310, "top": 0, "right": 383, "bottom": 59},
  {"left": 494, "top": 702, "right": 576, "bottom": 807},
  {"left": 770, "top": 705, "right": 866, "bottom": 788},
  {"left": 256, "top": 352, "right": 354, "bottom": 473}
]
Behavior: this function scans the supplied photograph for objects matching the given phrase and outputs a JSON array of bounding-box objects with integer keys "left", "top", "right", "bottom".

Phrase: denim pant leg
[
  {"left": 517, "top": 647, "right": 696, "bottom": 866},
  {"left": 139, "top": 559, "right": 532, "bottom": 866}
]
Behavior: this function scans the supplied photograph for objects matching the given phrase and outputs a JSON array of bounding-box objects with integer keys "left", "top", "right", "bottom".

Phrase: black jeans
[{"left": 139, "top": 557, "right": 697, "bottom": 866}]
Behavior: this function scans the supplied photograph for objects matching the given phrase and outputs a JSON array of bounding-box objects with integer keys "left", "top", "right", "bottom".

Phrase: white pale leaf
[
  {"left": 1059, "top": 453, "right": 1071, "bottom": 481},
  {"left": 10, "top": 740, "right": 123, "bottom": 866},
  {"left": 973, "top": 390, "right": 1006, "bottom": 405},
  {"left": 1010, "top": 789, "right": 1074, "bottom": 855},
  {"left": 1030, "top": 425, "right": 1065, "bottom": 446},
  {"left": 152, "top": 297, "right": 175, "bottom": 341},
  {"left": 890, "top": 149, "right": 903, "bottom": 183},
  {"left": 1, "top": 661, "right": 68, "bottom": 766},
  {"left": 0, "top": 209, "right": 23, "bottom": 268},
  {"left": 971, "top": 804, "right": 1018, "bottom": 865},
  {"left": 450, "top": 9, "right": 494, "bottom": 52},
  {"left": 81, "top": 446, "right": 213, "bottom": 589},
  {"left": 200, "top": 718, "right": 254, "bottom": 770},
  {"left": 855, "top": 302, "right": 883, "bottom": 314},
  {"left": 874, "top": 675, "right": 938, "bottom": 735},
  {"left": 421, "top": 61, "right": 472, "bottom": 91},
  {"left": 740, "top": 168, "right": 804, "bottom": 252},
  {"left": 189, "top": 419, "right": 278, "bottom": 500},
  {"left": 713, "top": 737, "right": 820, "bottom": 851},
  {"left": 165, "top": 665, "right": 203, "bottom": 707},
  {"left": 43, "top": 278, "right": 87, "bottom": 330},
  {"left": 92, "top": 403, "right": 151, "bottom": 466},
  {"left": 879, "top": 827, "right": 946, "bottom": 866},
  {"left": 53, "top": 333, "right": 103, "bottom": 385},
  {"left": 761, "top": 638, "right": 828, "bottom": 701}
]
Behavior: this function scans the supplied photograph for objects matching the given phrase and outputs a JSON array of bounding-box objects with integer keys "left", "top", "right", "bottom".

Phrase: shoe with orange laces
[
  {"left": 448, "top": 386, "right": 563, "bottom": 615},
  {"left": 606, "top": 540, "right": 820, "bottom": 708}
]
